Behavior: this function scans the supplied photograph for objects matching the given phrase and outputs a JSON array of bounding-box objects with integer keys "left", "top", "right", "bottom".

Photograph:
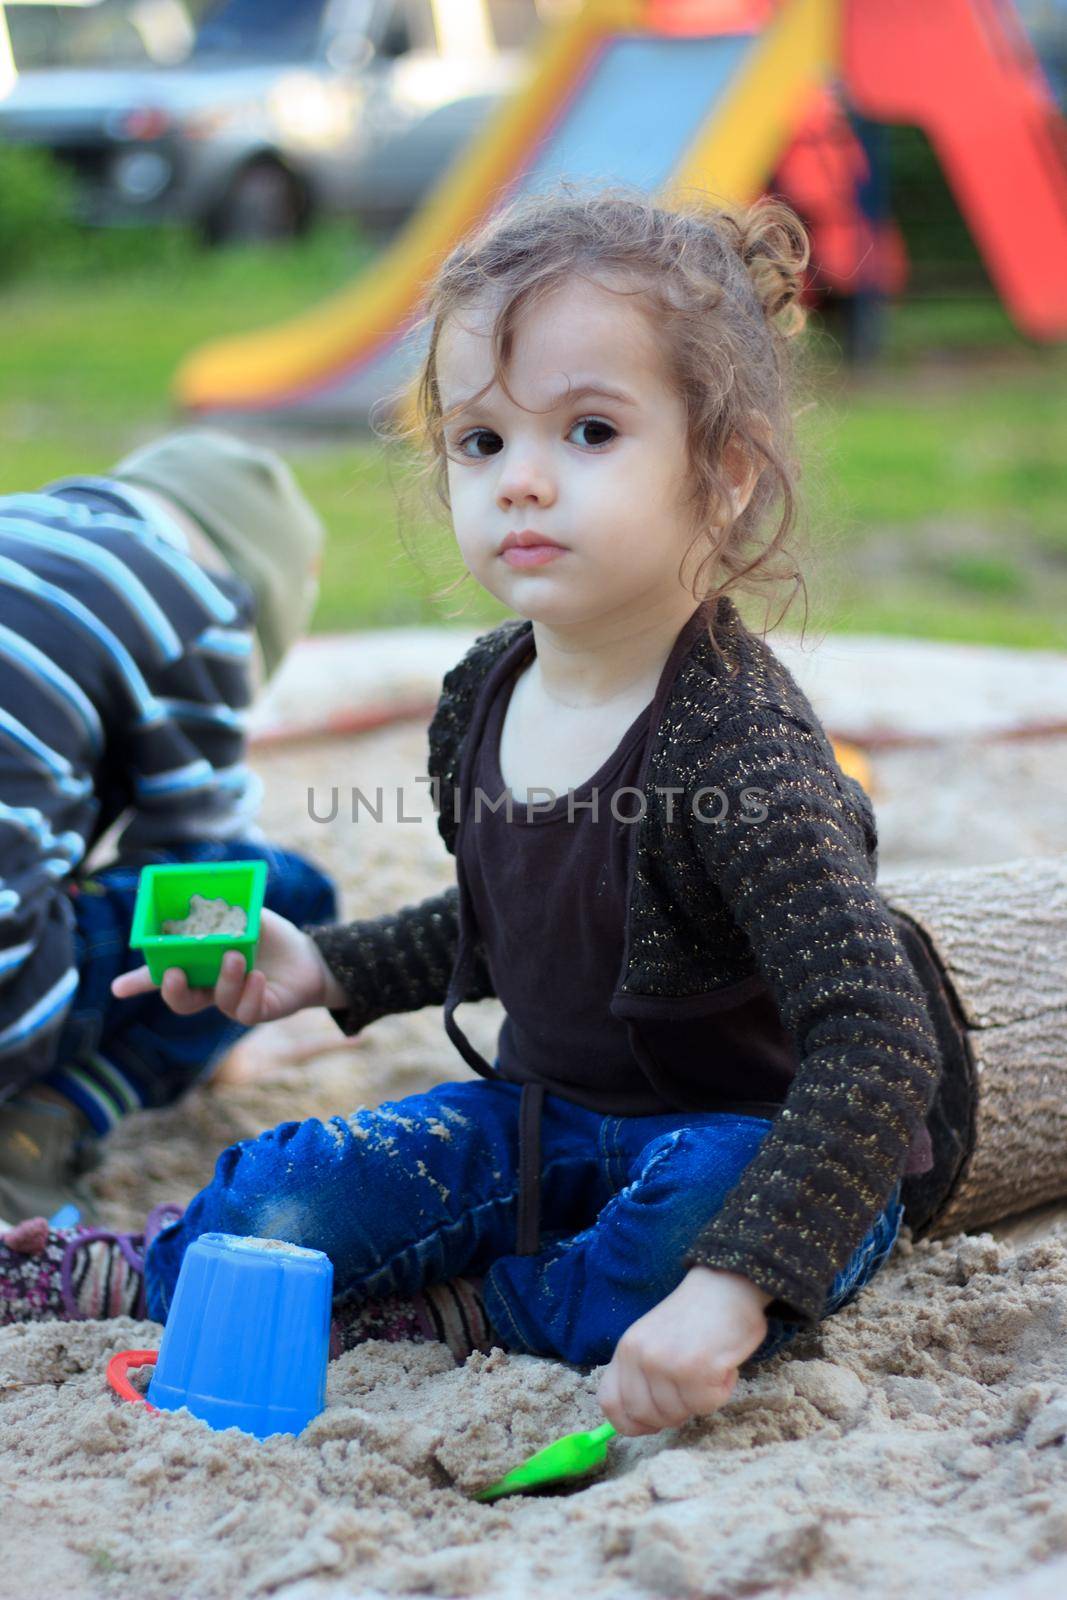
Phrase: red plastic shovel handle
[{"left": 107, "top": 1348, "right": 160, "bottom": 1414}]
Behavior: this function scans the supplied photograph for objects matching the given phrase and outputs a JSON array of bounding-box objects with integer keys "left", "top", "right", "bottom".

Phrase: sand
[
  {"left": 162, "top": 895, "right": 248, "bottom": 938},
  {"left": 2, "top": 712, "right": 1067, "bottom": 1599},
  {"left": 4, "top": 1230, "right": 1067, "bottom": 1599}
]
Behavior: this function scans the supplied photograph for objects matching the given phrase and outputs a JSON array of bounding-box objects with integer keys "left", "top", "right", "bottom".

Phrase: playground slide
[
  {"left": 176, "top": 0, "right": 835, "bottom": 419},
  {"left": 845, "top": 0, "right": 1067, "bottom": 342}
]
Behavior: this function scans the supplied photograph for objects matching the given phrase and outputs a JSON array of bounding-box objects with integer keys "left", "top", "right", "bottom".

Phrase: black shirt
[{"left": 457, "top": 609, "right": 850, "bottom": 1119}]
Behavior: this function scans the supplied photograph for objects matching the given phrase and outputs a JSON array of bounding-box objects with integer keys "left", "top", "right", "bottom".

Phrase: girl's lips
[{"left": 501, "top": 545, "right": 566, "bottom": 568}]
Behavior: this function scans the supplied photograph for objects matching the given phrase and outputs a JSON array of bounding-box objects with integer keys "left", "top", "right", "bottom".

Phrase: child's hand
[
  {"left": 110, "top": 908, "right": 347, "bottom": 1025},
  {"left": 597, "top": 1267, "right": 773, "bottom": 1436}
]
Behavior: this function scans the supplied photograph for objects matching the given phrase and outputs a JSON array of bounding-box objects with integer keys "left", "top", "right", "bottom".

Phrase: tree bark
[{"left": 880, "top": 855, "right": 1067, "bottom": 1238}]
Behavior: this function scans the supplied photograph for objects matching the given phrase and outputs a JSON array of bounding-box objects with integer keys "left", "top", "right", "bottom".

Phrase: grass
[{"left": 2, "top": 226, "right": 1066, "bottom": 647}]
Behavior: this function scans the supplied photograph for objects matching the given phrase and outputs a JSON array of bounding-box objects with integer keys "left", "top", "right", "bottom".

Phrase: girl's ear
[{"left": 722, "top": 428, "right": 764, "bottom": 522}]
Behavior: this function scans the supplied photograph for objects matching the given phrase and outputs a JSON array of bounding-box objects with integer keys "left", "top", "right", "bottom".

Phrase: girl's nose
[{"left": 495, "top": 452, "right": 556, "bottom": 512}]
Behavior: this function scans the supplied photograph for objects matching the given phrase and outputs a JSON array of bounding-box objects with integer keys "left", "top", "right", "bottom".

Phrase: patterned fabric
[
  {"left": 744, "top": 1180, "right": 905, "bottom": 1365},
  {"left": 308, "top": 595, "right": 946, "bottom": 1327},
  {"left": 0, "top": 1210, "right": 492, "bottom": 1367},
  {"left": 0, "top": 1206, "right": 182, "bottom": 1323},
  {"left": 0, "top": 1218, "right": 82, "bottom": 1322},
  {"left": 0, "top": 478, "right": 258, "bottom": 1089},
  {"left": 331, "top": 1277, "right": 494, "bottom": 1364}
]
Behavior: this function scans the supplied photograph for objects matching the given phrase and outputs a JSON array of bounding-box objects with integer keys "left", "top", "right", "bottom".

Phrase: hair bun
[{"left": 719, "top": 198, "right": 811, "bottom": 336}]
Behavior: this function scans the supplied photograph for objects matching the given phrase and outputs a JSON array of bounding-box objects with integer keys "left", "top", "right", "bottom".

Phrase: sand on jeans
[{"left": 2, "top": 718, "right": 1067, "bottom": 1600}]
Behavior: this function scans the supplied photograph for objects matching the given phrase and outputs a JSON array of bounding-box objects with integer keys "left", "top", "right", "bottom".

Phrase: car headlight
[{"left": 268, "top": 72, "right": 357, "bottom": 150}]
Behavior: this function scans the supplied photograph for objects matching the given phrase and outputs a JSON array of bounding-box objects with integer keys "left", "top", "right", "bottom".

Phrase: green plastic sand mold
[
  {"left": 473, "top": 1421, "right": 618, "bottom": 1501},
  {"left": 129, "top": 861, "right": 268, "bottom": 988}
]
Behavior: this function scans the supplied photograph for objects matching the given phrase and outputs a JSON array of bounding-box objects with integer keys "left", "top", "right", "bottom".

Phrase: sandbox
[{"left": 3, "top": 628, "right": 1067, "bottom": 1600}]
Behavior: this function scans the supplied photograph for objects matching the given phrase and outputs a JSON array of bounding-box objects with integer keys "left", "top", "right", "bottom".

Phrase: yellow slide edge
[{"left": 176, "top": 0, "right": 643, "bottom": 410}]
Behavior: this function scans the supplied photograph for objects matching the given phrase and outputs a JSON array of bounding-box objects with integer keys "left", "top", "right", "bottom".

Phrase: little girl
[{"left": 0, "top": 191, "right": 942, "bottom": 1438}]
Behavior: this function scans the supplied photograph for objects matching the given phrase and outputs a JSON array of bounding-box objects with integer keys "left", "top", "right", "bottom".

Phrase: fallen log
[{"left": 880, "top": 855, "right": 1067, "bottom": 1239}]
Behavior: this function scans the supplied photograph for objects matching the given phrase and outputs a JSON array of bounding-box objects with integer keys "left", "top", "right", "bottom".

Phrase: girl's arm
[
  {"left": 680, "top": 703, "right": 940, "bottom": 1325},
  {"left": 597, "top": 704, "right": 939, "bottom": 1435},
  {"left": 113, "top": 885, "right": 494, "bottom": 1030},
  {"left": 306, "top": 883, "right": 494, "bottom": 1036}
]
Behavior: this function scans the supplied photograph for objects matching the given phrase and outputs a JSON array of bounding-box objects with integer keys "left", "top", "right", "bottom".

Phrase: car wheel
[{"left": 205, "top": 159, "right": 309, "bottom": 245}]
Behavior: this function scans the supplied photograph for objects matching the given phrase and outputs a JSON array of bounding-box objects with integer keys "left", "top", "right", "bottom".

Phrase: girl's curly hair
[{"left": 397, "top": 185, "right": 814, "bottom": 662}]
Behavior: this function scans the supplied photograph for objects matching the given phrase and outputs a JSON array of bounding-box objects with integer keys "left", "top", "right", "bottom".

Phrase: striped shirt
[{"left": 0, "top": 476, "right": 261, "bottom": 1083}]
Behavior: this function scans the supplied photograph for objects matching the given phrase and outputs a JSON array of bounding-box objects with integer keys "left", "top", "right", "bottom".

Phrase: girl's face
[{"left": 436, "top": 276, "right": 704, "bottom": 628}]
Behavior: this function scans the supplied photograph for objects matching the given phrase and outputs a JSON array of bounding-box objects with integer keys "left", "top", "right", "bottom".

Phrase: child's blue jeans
[
  {"left": 44, "top": 840, "right": 336, "bottom": 1132},
  {"left": 145, "top": 1075, "right": 904, "bottom": 1369}
]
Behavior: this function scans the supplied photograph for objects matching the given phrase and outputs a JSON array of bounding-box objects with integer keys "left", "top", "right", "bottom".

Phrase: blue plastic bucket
[{"left": 146, "top": 1232, "right": 333, "bottom": 1439}]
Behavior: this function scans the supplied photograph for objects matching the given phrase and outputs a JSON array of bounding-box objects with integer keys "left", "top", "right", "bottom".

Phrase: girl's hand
[
  {"left": 597, "top": 1267, "right": 773, "bottom": 1436},
  {"left": 110, "top": 908, "right": 347, "bottom": 1025}
]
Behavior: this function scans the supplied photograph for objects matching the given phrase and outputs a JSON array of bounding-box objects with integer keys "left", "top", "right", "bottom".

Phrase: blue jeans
[
  {"left": 145, "top": 1076, "right": 904, "bottom": 1368},
  {"left": 45, "top": 839, "right": 336, "bottom": 1132}
]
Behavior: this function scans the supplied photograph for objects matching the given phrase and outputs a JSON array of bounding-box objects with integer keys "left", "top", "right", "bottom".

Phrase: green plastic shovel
[{"left": 473, "top": 1420, "right": 618, "bottom": 1501}]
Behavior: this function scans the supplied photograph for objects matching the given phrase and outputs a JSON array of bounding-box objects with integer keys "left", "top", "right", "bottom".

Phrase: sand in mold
[{"left": 162, "top": 896, "right": 248, "bottom": 938}]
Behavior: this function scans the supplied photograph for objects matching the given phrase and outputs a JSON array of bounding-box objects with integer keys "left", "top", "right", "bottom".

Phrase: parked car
[{"left": 0, "top": 0, "right": 543, "bottom": 242}]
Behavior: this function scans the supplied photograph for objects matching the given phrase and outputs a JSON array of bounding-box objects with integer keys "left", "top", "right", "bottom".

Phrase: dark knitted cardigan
[{"left": 310, "top": 595, "right": 945, "bottom": 1327}]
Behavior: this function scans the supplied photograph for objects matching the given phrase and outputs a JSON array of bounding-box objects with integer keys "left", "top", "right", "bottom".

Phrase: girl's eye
[
  {"left": 456, "top": 428, "right": 503, "bottom": 459},
  {"left": 567, "top": 417, "right": 617, "bottom": 449}
]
